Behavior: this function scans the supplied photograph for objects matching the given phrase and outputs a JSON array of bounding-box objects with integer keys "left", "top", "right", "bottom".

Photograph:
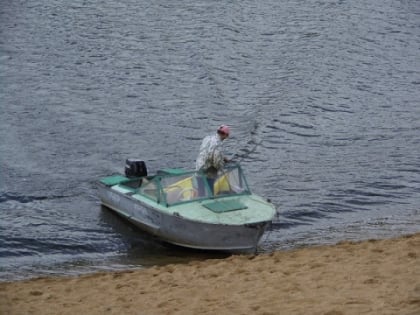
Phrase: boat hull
[{"left": 98, "top": 183, "right": 270, "bottom": 251}]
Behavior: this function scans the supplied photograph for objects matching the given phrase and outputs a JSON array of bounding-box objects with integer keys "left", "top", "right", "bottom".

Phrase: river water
[{"left": 1, "top": 0, "right": 419, "bottom": 281}]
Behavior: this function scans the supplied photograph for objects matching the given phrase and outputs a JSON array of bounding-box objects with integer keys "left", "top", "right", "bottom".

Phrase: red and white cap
[{"left": 217, "top": 125, "right": 230, "bottom": 136}]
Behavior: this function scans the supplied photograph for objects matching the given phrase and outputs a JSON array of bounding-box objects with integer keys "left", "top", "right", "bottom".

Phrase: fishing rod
[
  {"left": 226, "top": 140, "right": 261, "bottom": 163},
  {"left": 226, "top": 139, "right": 261, "bottom": 163}
]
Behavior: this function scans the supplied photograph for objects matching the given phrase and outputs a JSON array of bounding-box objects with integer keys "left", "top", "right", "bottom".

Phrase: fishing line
[{"left": 228, "top": 139, "right": 262, "bottom": 163}]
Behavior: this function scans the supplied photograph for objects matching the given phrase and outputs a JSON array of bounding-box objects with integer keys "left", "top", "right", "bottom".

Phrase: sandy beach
[{"left": 1, "top": 233, "right": 419, "bottom": 315}]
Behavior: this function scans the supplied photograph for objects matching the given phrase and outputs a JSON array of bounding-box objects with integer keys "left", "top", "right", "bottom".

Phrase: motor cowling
[{"left": 125, "top": 159, "right": 147, "bottom": 178}]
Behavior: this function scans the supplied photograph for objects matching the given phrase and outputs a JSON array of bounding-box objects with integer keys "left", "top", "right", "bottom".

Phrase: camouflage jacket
[{"left": 195, "top": 134, "right": 225, "bottom": 178}]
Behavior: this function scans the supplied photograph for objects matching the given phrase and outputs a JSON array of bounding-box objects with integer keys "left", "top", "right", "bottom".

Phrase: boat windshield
[{"left": 141, "top": 164, "right": 251, "bottom": 206}]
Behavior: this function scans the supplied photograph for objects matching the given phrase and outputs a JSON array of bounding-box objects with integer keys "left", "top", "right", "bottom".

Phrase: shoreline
[{"left": 1, "top": 232, "right": 419, "bottom": 315}]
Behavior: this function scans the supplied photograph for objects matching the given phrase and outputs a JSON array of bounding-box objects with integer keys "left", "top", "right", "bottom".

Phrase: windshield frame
[{"left": 138, "top": 163, "right": 251, "bottom": 206}]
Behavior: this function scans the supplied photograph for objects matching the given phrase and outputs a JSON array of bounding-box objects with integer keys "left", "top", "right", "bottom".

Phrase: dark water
[{"left": 1, "top": 0, "right": 419, "bottom": 281}]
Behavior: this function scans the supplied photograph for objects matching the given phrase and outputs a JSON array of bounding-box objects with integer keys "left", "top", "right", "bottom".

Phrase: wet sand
[{"left": 1, "top": 233, "right": 419, "bottom": 315}]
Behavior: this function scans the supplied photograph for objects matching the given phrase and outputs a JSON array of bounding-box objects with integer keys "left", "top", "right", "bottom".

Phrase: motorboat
[{"left": 97, "top": 160, "right": 276, "bottom": 251}]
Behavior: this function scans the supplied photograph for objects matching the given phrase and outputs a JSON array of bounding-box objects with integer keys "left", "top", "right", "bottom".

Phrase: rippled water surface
[{"left": 1, "top": 0, "right": 419, "bottom": 280}]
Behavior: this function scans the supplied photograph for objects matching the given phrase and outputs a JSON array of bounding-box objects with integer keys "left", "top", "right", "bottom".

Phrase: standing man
[{"left": 196, "top": 125, "right": 230, "bottom": 195}]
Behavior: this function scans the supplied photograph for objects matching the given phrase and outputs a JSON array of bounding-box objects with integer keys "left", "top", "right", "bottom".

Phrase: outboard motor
[{"left": 125, "top": 159, "right": 147, "bottom": 178}]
